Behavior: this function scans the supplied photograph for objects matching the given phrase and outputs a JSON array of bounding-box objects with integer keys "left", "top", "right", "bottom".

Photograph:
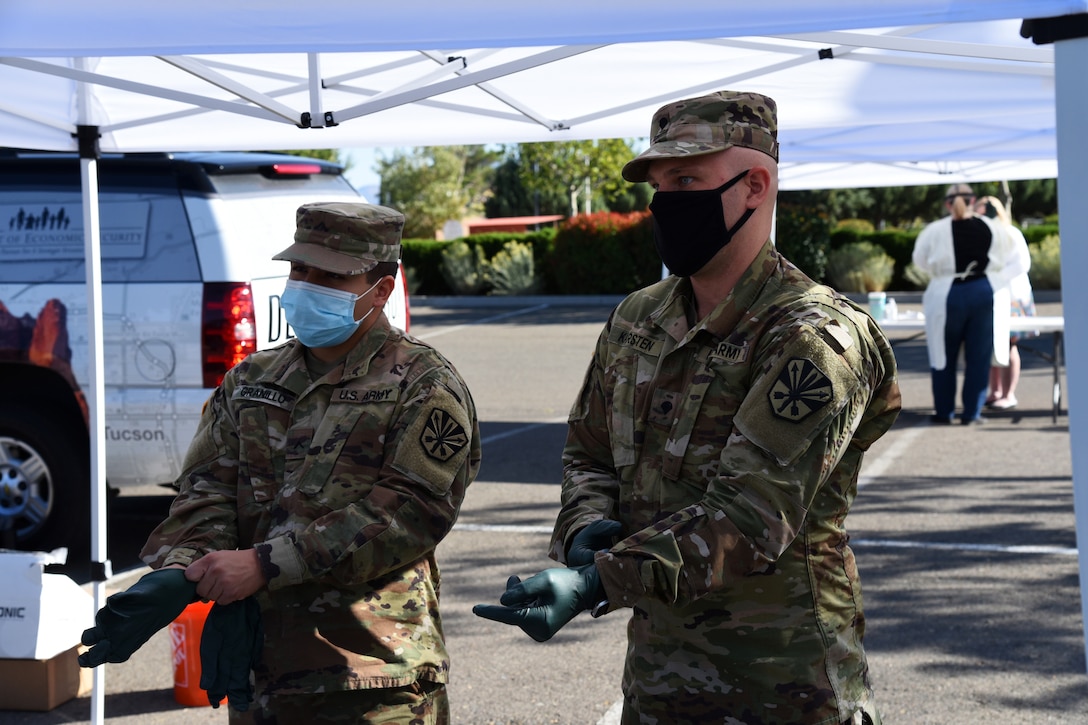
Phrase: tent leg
[
  {"left": 1054, "top": 36, "right": 1088, "bottom": 676},
  {"left": 76, "top": 122, "right": 112, "bottom": 724}
]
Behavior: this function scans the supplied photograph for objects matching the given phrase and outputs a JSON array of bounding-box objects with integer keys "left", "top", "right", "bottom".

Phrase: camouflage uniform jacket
[
  {"left": 550, "top": 241, "right": 901, "bottom": 724},
  {"left": 141, "top": 315, "right": 481, "bottom": 695}
]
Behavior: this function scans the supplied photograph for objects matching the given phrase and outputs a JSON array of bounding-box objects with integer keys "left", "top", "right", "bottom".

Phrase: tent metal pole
[
  {"left": 75, "top": 59, "right": 110, "bottom": 721},
  {"left": 1054, "top": 33, "right": 1088, "bottom": 676},
  {"left": 307, "top": 53, "right": 325, "bottom": 127}
]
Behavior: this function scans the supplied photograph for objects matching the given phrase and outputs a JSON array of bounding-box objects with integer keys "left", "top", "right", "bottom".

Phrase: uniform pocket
[
  {"left": 291, "top": 403, "right": 367, "bottom": 496},
  {"left": 606, "top": 352, "right": 646, "bottom": 469},
  {"left": 237, "top": 405, "right": 281, "bottom": 503}
]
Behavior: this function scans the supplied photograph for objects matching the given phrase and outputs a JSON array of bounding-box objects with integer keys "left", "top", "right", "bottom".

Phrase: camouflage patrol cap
[
  {"left": 622, "top": 91, "right": 778, "bottom": 183},
  {"left": 273, "top": 202, "right": 403, "bottom": 275}
]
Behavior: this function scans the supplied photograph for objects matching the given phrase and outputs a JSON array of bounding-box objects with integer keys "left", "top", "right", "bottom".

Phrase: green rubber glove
[
  {"left": 79, "top": 569, "right": 198, "bottom": 667},
  {"left": 567, "top": 519, "right": 623, "bottom": 566},
  {"left": 200, "top": 597, "right": 263, "bottom": 711},
  {"left": 472, "top": 564, "right": 603, "bottom": 642}
]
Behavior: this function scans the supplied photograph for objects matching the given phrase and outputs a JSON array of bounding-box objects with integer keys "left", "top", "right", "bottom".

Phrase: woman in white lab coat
[
  {"left": 975, "top": 195, "right": 1036, "bottom": 411},
  {"left": 912, "top": 184, "right": 1026, "bottom": 425}
]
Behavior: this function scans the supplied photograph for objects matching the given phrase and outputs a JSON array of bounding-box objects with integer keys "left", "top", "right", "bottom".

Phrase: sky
[{"left": 340, "top": 147, "right": 397, "bottom": 199}]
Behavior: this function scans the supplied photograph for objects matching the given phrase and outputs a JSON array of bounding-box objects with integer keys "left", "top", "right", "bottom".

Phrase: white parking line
[
  {"left": 480, "top": 417, "right": 567, "bottom": 446},
  {"left": 413, "top": 303, "right": 551, "bottom": 340},
  {"left": 857, "top": 420, "right": 926, "bottom": 488},
  {"left": 853, "top": 539, "right": 1077, "bottom": 556},
  {"left": 454, "top": 523, "right": 553, "bottom": 534},
  {"left": 598, "top": 700, "right": 623, "bottom": 724}
]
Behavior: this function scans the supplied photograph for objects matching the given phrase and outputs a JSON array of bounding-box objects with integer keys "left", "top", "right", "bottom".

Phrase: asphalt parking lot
[{"left": 4, "top": 295, "right": 1086, "bottom": 724}]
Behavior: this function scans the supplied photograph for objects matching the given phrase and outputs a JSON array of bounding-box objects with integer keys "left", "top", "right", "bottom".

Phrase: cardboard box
[
  {"left": 0, "top": 549, "right": 93, "bottom": 660},
  {"left": 0, "top": 645, "right": 92, "bottom": 711}
]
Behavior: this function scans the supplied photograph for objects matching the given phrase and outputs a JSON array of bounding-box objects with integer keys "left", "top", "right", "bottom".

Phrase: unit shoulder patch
[
  {"left": 420, "top": 408, "right": 469, "bottom": 462},
  {"left": 392, "top": 384, "right": 474, "bottom": 495},
  {"left": 768, "top": 357, "right": 833, "bottom": 422},
  {"left": 734, "top": 326, "right": 860, "bottom": 467}
]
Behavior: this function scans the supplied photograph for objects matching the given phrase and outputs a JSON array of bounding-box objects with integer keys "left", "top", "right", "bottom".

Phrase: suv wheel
[{"left": 0, "top": 406, "right": 89, "bottom": 555}]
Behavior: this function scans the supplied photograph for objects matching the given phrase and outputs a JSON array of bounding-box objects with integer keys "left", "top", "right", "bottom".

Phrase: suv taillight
[
  {"left": 267, "top": 163, "right": 323, "bottom": 176},
  {"left": 399, "top": 262, "right": 411, "bottom": 333},
  {"left": 202, "top": 282, "right": 257, "bottom": 388}
]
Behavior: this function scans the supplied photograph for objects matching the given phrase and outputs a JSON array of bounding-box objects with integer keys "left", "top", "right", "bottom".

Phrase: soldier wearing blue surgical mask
[
  {"left": 276, "top": 203, "right": 402, "bottom": 363},
  {"left": 81, "top": 202, "right": 481, "bottom": 724},
  {"left": 475, "top": 91, "right": 900, "bottom": 725},
  {"left": 280, "top": 275, "right": 385, "bottom": 349}
]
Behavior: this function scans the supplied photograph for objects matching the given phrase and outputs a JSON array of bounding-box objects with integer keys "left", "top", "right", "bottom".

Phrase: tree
[
  {"left": 484, "top": 157, "right": 565, "bottom": 218},
  {"left": 866, "top": 185, "right": 946, "bottom": 228},
  {"left": 502, "top": 139, "right": 644, "bottom": 217},
  {"left": 775, "top": 190, "right": 832, "bottom": 281},
  {"left": 1005, "top": 178, "right": 1058, "bottom": 222},
  {"left": 791, "top": 179, "right": 1059, "bottom": 231},
  {"left": 366, "top": 138, "right": 1058, "bottom": 237},
  {"left": 376, "top": 146, "right": 499, "bottom": 238}
]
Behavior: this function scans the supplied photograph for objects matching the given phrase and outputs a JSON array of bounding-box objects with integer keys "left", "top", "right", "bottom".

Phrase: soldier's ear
[
  {"left": 373, "top": 275, "right": 396, "bottom": 305},
  {"left": 743, "top": 166, "right": 772, "bottom": 209}
]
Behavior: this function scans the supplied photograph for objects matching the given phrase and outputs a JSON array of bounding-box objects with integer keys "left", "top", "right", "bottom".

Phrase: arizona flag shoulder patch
[
  {"left": 420, "top": 408, "right": 469, "bottom": 461},
  {"left": 768, "top": 357, "right": 833, "bottom": 422}
]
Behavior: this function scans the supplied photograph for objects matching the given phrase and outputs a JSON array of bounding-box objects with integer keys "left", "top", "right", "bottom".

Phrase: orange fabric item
[{"left": 169, "top": 600, "right": 226, "bottom": 707}]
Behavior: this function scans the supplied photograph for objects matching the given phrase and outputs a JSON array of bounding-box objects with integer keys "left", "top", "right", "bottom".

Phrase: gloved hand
[
  {"left": 567, "top": 519, "right": 623, "bottom": 566},
  {"left": 200, "top": 597, "right": 263, "bottom": 711},
  {"left": 79, "top": 569, "right": 198, "bottom": 667},
  {"left": 472, "top": 564, "right": 603, "bottom": 642}
]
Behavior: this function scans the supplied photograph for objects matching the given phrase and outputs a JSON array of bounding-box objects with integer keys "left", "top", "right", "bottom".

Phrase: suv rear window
[
  {"left": 1, "top": 161, "right": 202, "bottom": 284},
  {"left": 1, "top": 153, "right": 360, "bottom": 285},
  {"left": 208, "top": 170, "right": 356, "bottom": 196}
]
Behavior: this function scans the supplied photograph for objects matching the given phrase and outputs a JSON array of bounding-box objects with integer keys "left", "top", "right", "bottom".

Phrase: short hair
[{"left": 366, "top": 261, "right": 400, "bottom": 283}]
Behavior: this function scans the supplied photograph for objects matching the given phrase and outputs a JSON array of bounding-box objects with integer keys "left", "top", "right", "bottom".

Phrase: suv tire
[{"left": 0, "top": 405, "right": 89, "bottom": 556}]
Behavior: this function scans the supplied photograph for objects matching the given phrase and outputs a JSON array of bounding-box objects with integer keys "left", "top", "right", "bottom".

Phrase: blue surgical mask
[{"left": 281, "top": 278, "right": 380, "bottom": 348}]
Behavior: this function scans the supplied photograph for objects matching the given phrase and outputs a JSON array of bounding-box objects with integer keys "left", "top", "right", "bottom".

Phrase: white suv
[{"left": 0, "top": 151, "right": 408, "bottom": 553}]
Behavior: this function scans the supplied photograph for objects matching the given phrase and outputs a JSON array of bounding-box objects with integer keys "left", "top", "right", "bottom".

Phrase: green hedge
[
  {"left": 775, "top": 199, "right": 831, "bottom": 282},
  {"left": 546, "top": 211, "right": 660, "bottom": 295},
  {"left": 829, "top": 223, "right": 1065, "bottom": 291},
  {"left": 402, "top": 230, "right": 556, "bottom": 295},
  {"left": 400, "top": 238, "right": 450, "bottom": 294},
  {"left": 829, "top": 228, "right": 918, "bottom": 290},
  {"left": 401, "top": 216, "right": 1064, "bottom": 295},
  {"left": 403, "top": 213, "right": 658, "bottom": 296},
  {"left": 1023, "top": 223, "right": 1060, "bottom": 245}
]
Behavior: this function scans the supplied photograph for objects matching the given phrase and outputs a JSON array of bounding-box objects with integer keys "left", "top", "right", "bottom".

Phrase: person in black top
[{"left": 912, "top": 184, "right": 1025, "bottom": 425}]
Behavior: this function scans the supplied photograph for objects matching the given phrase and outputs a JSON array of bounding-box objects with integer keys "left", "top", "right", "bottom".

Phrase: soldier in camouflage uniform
[
  {"left": 138, "top": 203, "right": 482, "bottom": 723},
  {"left": 474, "top": 92, "right": 900, "bottom": 725}
]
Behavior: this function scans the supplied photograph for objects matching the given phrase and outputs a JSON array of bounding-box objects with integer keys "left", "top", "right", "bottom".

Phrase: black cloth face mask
[{"left": 649, "top": 168, "right": 755, "bottom": 277}]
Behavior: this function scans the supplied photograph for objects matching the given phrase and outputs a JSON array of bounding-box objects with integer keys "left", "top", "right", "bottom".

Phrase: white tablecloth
[{"left": 878, "top": 314, "right": 1065, "bottom": 421}]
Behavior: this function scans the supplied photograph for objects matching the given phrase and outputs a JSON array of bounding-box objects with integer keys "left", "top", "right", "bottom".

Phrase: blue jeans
[{"left": 931, "top": 276, "right": 993, "bottom": 422}]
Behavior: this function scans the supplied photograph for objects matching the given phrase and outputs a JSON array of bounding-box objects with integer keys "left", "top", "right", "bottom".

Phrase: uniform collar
[
  {"left": 341, "top": 313, "right": 393, "bottom": 380},
  {"left": 649, "top": 239, "right": 779, "bottom": 342},
  {"left": 264, "top": 313, "right": 394, "bottom": 391}
]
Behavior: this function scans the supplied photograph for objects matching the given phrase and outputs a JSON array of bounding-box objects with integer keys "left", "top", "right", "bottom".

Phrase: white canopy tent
[
  {"left": 0, "top": 9, "right": 1067, "bottom": 189},
  {"left": 2, "top": 2, "right": 1086, "bottom": 720}
]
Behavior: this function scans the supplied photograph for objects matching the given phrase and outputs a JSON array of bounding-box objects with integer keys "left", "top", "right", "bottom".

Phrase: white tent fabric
[
  {"left": 0, "top": 13, "right": 1067, "bottom": 188},
  {"left": 1, "top": 2, "right": 1086, "bottom": 719},
  {"left": 2, "top": 1, "right": 1084, "bottom": 56}
]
